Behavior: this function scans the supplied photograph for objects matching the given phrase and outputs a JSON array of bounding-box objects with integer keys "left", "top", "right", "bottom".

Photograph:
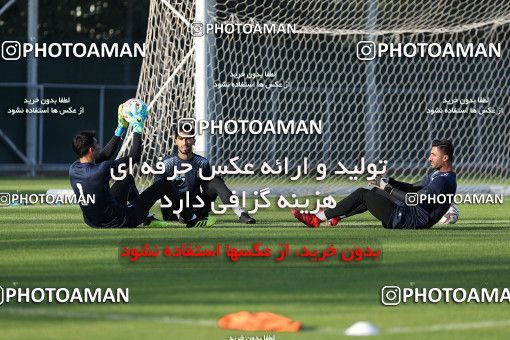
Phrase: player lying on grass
[
  {"left": 69, "top": 99, "right": 214, "bottom": 228},
  {"left": 156, "top": 127, "right": 256, "bottom": 225},
  {"left": 292, "top": 139, "right": 457, "bottom": 229}
]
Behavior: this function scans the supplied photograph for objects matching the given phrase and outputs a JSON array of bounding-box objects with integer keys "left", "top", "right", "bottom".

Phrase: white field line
[
  {"left": 0, "top": 307, "right": 216, "bottom": 327},
  {"left": 2, "top": 307, "right": 510, "bottom": 334}
]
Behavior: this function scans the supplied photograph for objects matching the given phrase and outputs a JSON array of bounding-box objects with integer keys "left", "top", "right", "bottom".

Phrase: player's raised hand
[
  {"left": 115, "top": 104, "right": 130, "bottom": 136},
  {"left": 130, "top": 99, "right": 149, "bottom": 134}
]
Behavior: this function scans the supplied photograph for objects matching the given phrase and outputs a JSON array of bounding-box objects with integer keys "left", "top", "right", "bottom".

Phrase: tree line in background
[{"left": 0, "top": 0, "right": 149, "bottom": 41}]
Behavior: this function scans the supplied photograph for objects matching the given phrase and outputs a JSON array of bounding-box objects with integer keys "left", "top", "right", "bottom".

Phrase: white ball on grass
[{"left": 439, "top": 204, "right": 459, "bottom": 224}]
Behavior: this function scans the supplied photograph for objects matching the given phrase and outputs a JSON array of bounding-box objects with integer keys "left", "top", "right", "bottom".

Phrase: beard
[
  {"left": 179, "top": 146, "right": 191, "bottom": 155},
  {"left": 430, "top": 162, "right": 441, "bottom": 170}
]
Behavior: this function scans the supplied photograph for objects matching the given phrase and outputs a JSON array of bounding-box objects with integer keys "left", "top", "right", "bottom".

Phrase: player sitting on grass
[
  {"left": 157, "top": 127, "right": 256, "bottom": 225},
  {"left": 69, "top": 99, "right": 214, "bottom": 228},
  {"left": 292, "top": 139, "right": 457, "bottom": 229}
]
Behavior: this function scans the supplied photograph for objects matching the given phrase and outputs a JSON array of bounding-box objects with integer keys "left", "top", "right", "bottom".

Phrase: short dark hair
[
  {"left": 432, "top": 139, "right": 454, "bottom": 162},
  {"left": 72, "top": 131, "right": 97, "bottom": 157}
]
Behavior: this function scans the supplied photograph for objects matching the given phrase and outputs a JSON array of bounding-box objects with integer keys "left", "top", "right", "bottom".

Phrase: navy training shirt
[
  {"left": 390, "top": 170, "right": 457, "bottom": 229},
  {"left": 69, "top": 159, "right": 126, "bottom": 228},
  {"left": 159, "top": 153, "right": 212, "bottom": 196}
]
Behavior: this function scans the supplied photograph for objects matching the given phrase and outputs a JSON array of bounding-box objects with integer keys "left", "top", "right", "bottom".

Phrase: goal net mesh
[{"left": 128, "top": 0, "right": 510, "bottom": 196}]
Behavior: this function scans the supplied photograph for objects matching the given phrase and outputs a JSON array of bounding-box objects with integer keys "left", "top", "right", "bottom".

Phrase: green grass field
[{"left": 1, "top": 178, "right": 510, "bottom": 339}]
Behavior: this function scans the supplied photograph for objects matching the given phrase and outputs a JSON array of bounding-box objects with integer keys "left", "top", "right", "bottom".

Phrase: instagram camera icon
[
  {"left": 0, "top": 193, "right": 11, "bottom": 206},
  {"left": 1, "top": 41, "right": 22, "bottom": 61},
  {"left": 191, "top": 22, "right": 204, "bottom": 37},
  {"left": 405, "top": 193, "right": 419, "bottom": 206},
  {"left": 381, "top": 286, "right": 401, "bottom": 306},
  {"left": 177, "top": 118, "right": 197, "bottom": 137},
  {"left": 356, "top": 41, "right": 376, "bottom": 60}
]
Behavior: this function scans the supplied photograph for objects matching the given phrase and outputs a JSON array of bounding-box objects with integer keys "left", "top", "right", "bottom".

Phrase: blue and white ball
[
  {"left": 119, "top": 98, "right": 148, "bottom": 122},
  {"left": 439, "top": 204, "right": 459, "bottom": 224}
]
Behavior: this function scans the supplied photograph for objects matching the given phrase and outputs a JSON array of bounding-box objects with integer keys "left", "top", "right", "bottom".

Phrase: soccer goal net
[{"left": 129, "top": 0, "right": 510, "bottom": 196}]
